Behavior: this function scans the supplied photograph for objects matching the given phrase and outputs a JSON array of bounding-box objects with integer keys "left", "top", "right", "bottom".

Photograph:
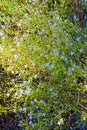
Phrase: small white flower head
[
  {"left": 7, "top": 66, "right": 12, "bottom": 71},
  {"left": 24, "top": 64, "right": 27, "bottom": 69},
  {"left": 20, "top": 19, "right": 23, "bottom": 23},
  {"left": 36, "top": 88, "right": 39, "bottom": 92},
  {"left": 22, "top": 107, "right": 27, "bottom": 112},
  {"left": 84, "top": 67, "right": 87, "bottom": 70},
  {"left": 18, "top": 121, "right": 22, "bottom": 126},
  {"left": 46, "top": 62, "right": 50, "bottom": 67},
  {"left": 14, "top": 92, "right": 18, "bottom": 97},
  {"left": 73, "top": 80, "right": 77, "bottom": 83},
  {"left": 34, "top": 98, "right": 37, "bottom": 102},
  {"left": 57, "top": 118, "right": 63, "bottom": 126},
  {"left": 29, "top": 44, "right": 33, "bottom": 50},
  {"left": 68, "top": 67, "right": 72, "bottom": 72},
  {"left": 76, "top": 37, "right": 81, "bottom": 41},
  {"left": 29, "top": 120, "right": 33, "bottom": 125},
  {"left": 74, "top": 15, "right": 80, "bottom": 21},
  {"left": 49, "top": 87, "right": 53, "bottom": 92},
  {"left": 51, "top": 22, "right": 57, "bottom": 28},
  {"left": 19, "top": 83, "right": 23, "bottom": 87},
  {"left": 39, "top": 112, "right": 46, "bottom": 117},
  {"left": 19, "top": 108, "right": 23, "bottom": 112},
  {"left": 23, "top": 33, "right": 28, "bottom": 39},
  {"left": 24, "top": 13, "right": 28, "bottom": 17},
  {"left": 11, "top": 78, "right": 15, "bottom": 82},
  {"left": 12, "top": 70, "right": 14, "bottom": 74},
  {"left": 61, "top": 56, "right": 67, "bottom": 61},
  {"left": 28, "top": 111, "right": 32, "bottom": 115},
  {"left": 40, "top": 100, "right": 45, "bottom": 104},
  {"left": 14, "top": 54, "right": 20, "bottom": 60},
  {"left": 84, "top": 84, "right": 87, "bottom": 88},
  {"left": 52, "top": 49, "right": 59, "bottom": 56},
  {"left": 34, "top": 74, "right": 38, "bottom": 79},
  {"left": 80, "top": 48, "right": 83, "bottom": 52},
  {"left": 69, "top": 43, "right": 73, "bottom": 46},
  {"left": 25, "top": 88, "right": 31, "bottom": 94},
  {"left": 27, "top": 79, "right": 30, "bottom": 84},
  {"left": 35, "top": 30, "right": 41, "bottom": 35},
  {"left": 32, "top": 62, "right": 35, "bottom": 66},
  {"left": 40, "top": 53, "right": 43, "bottom": 56},
  {"left": 14, "top": 35, "right": 18, "bottom": 40},
  {"left": 84, "top": 42, "right": 87, "bottom": 44},
  {"left": 50, "top": 64, "right": 54, "bottom": 69},
  {"left": 16, "top": 42, "right": 21, "bottom": 47},
  {"left": 20, "top": 89, "right": 23, "bottom": 96},
  {"left": 18, "top": 22, "right": 21, "bottom": 27},
  {"left": 69, "top": 51, "right": 75, "bottom": 56},
  {"left": 6, "top": 93, "right": 10, "bottom": 97},
  {"left": 0, "top": 32, "right": 3, "bottom": 37}
]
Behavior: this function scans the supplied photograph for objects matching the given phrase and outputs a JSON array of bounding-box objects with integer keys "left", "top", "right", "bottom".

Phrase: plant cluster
[{"left": 0, "top": 0, "right": 87, "bottom": 129}]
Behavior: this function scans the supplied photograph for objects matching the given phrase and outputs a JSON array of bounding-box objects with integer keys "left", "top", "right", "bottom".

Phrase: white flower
[
  {"left": 40, "top": 100, "right": 45, "bottom": 104},
  {"left": 23, "top": 33, "right": 28, "bottom": 39},
  {"left": 14, "top": 92, "right": 18, "bottom": 97},
  {"left": 34, "top": 74, "right": 38, "bottom": 79},
  {"left": 7, "top": 66, "right": 12, "bottom": 71},
  {"left": 25, "top": 88, "right": 31, "bottom": 94},
  {"left": 29, "top": 44, "right": 33, "bottom": 50},
  {"left": 84, "top": 67, "right": 87, "bottom": 70},
  {"left": 14, "top": 35, "right": 18, "bottom": 39},
  {"left": 51, "top": 22, "right": 57, "bottom": 28},
  {"left": 11, "top": 79, "right": 15, "bottom": 82},
  {"left": 20, "top": 89, "right": 23, "bottom": 96},
  {"left": 52, "top": 49, "right": 59, "bottom": 56},
  {"left": 14, "top": 54, "right": 20, "bottom": 60},
  {"left": 24, "top": 64, "right": 27, "bottom": 69},
  {"left": 12, "top": 71, "right": 14, "bottom": 74},
  {"left": 50, "top": 64, "right": 54, "bottom": 69},
  {"left": 29, "top": 120, "right": 33, "bottom": 125},
  {"left": 84, "top": 42, "right": 87, "bottom": 44},
  {"left": 39, "top": 112, "right": 46, "bottom": 117},
  {"left": 27, "top": 79, "right": 30, "bottom": 84},
  {"left": 36, "top": 30, "right": 41, "bottom": 35},
  {"left": 69, "top": 43, "right": 73, "bottom": 46},
  {"left": 68, "top": 67, "right": 72, "bottom": 72},
  {"left": 0, "top": 32, "right": 3, "bottom": 37},
  {"left": 61, "top": 56, "right": 67, "bottom": 61},
  {"left": 80, "top": 48, "right": 83, "bottom": 52},
  {"left": 22, "top": 107, "right": 27, "bottom": 112},
  {"left": 19, "top": 108, "right": 23, "bottom": 112},
  {"left": 16, "top": 42, "right": 21, "bottom": 47},
  {"left": 19, "top": 83, "right": 23, "bottom": 87},
  {"left": 18, "top": 23, "right": 21, "bottom": 27},
  {"left": 24, "top": 13, "right": 28, "bottom": 17},
  {"left": 18, "top": 121, "right": 22, "bottom": 126},
  {"left": 28, "top": 112, "right": 32, "bottom": 116},
  {"left": 0, "top": 45, "right": 4, "bottom": 51},
  {"left": 6, "top": 93, "right": 10, "bottom": 97},
  {"left": 76, "top": 37, "right": 81, "bottom": 41},
  {"left": 69, "top": 51, "right": 75, "bottom": 56},
  {"left": 46, "top": 62, "right": 50, "bottom": 67},
  {"left": 84, "top": 84, "right": 87, "bottom": 88},
  {"left": 40, "top": 53, "right": 43, "bottom": 56},
  {"left": 34, "top": 98, "right": 37, "bottom": 102},
  {"left": 32, "top": 62, "right": 35, "bottom": 66},
  {"left": 57, "top": 118, "right": 63, "bottom": 126}
]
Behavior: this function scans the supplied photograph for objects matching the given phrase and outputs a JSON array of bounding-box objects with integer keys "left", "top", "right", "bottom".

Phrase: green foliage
[{"left": 0, "top": 0, "right": 87, "bottom": 129}]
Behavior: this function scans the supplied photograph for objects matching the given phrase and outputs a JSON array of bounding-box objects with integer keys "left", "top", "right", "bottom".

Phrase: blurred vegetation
[{"left": 0, "top": 0, "right": 87, "bottom": 129}]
